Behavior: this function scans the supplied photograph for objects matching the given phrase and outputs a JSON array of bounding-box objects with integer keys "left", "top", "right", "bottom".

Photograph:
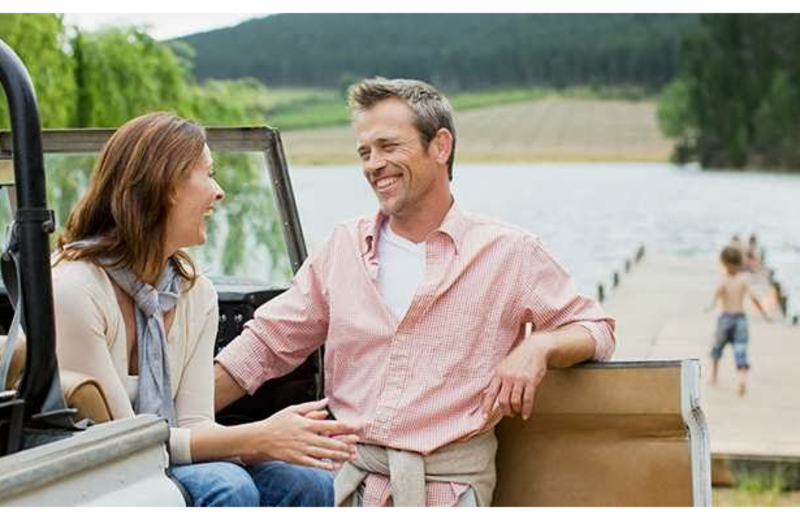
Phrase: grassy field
[
  {"left": 262, "top": 86, "right": 589, "bottom": 131},
  {"left": 262, "top": 88, "right": 349, "bottom": 130},
  {"left": 713, "top": 465, "right": 800, "bottom": 506},
  {"left": 261, "top": 85, "right": 653, "bottom": 132},
  {"left": 280, "top": 95, "right": 674, "bottom": 164},
  {"left": 714, "top": 487, "right": 800, "bottom": 506}
]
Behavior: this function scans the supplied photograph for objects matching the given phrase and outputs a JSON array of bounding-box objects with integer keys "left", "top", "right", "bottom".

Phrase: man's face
[{"left": 353, "top": 98, "right": 444, "bottom": 218}]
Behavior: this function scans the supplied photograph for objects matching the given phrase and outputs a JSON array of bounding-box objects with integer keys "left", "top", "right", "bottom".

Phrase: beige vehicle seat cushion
[
  {"left": 2, "top": 335, "right": 112, "bottom": 423},
  {"left": 60, "top": 369, "right": 113, "bottom": 423},
  {"left": 2, "top": 334, "right": 26, "bottom": 391}
]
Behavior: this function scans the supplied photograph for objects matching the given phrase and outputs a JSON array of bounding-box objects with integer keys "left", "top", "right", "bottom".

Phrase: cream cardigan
[{"left": 52, "top": 259, "right": 220, "bottom": 465}]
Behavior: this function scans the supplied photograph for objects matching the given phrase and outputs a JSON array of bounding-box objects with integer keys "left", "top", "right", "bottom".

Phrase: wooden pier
[{"left": 600, "top": 251, "right": 800, "bottom": 484}]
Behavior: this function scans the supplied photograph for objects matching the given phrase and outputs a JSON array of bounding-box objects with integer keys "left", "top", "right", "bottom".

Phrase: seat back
[
  {"left": 1, "top": 336, "right": 24, "bottom": 391},
  {"left": 493, "top": 360, "right": 711, "bottom": 506},
  {"left": 2, "top": 337, "right": 110, "bottom": 424},
  {"left": 59, "top": 371, "right": 112, "bottom": 424}
]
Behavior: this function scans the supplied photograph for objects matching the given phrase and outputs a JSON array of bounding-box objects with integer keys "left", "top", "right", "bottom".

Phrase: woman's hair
[{"left": 57, "top": 112, "right": 207, "bottom": 286}]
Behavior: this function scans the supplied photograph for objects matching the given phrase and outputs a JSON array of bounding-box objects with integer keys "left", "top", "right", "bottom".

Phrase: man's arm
[
  {"left": 540, "top": 323, "right": 596, "bottom": 368},
  {"left": 213, "top": 243, "right": 331, "bottom": 403},
  {"left": 214, "top": 362, "right": 248, "bottom": 412},
  {"left": 481, "top": 235, "right": 614, "bottom": 421},
  {"left": 480, "top": 323, "right": 595, "bottom": 420}
]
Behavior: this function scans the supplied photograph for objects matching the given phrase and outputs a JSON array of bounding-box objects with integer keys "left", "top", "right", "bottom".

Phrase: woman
[{"left": 52, "top": 112, "right": 356, "bottom": 506}]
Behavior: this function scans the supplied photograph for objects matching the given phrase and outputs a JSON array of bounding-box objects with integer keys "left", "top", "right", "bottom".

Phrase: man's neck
[{"left": 388, "top": 194, "right": 454, "bottom": 243}]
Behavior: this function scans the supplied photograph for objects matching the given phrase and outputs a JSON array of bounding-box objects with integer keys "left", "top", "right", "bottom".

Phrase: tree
[
  {"left": 1, "top": 17, "right": 289, "bottom": 281},
  {"left": 656, "top": 79, "right": 694, "bottom": 163},
  {"left": 0, "top": 14, "right": 76, "bottom": 128},
  {"left": 662, "top": 14, "right": 800, "bottom": 170},
  {"left": 181, "top": 14, "right": 696, "bottom": 91}
]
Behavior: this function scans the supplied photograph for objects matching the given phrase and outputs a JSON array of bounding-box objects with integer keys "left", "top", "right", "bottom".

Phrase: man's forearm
[
  {"left": 538, "top": 323, "right": 596, "bottom": 368},
  {"left": 214, "top": 362, "right": 247, "bottom": 412}
]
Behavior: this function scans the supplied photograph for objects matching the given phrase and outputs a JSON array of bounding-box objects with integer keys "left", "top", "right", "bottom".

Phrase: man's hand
[
  {"left": 480, "top": 335, "right": 551, "bottom": 421},
  {"left": 479, "top": 324, "right": 597, "bottom": 422}
]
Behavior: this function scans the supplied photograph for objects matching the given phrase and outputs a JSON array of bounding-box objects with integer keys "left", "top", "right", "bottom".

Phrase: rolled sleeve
[
  {"left": 215, "top": 249, "right": 331, "bottom": 395},
  {"left": 518, "top": 235, "right": 616, "bottom": 361},
  {"left": 578, "top": 320, "right": 616, "bottom": 361}
]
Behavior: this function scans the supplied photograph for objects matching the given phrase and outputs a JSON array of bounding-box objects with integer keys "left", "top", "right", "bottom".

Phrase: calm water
[{"left": 288, "top": 162, "right": 800, "bottom": 317}]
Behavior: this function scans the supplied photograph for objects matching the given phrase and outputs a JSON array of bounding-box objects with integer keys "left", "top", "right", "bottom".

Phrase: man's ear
[{"left": 430, "top": 128, "right": 454, "bottom": 167}]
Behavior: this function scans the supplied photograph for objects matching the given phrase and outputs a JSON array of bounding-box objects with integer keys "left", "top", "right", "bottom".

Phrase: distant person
[
  {"left": 746, "top": 233, "right": 763, "bottom": 273},
  {"left": 706, "top": 245, "right": 771, "bottom": 396},
  {"left": 729, "top": 234, "right": 746, "bottom": 256}
]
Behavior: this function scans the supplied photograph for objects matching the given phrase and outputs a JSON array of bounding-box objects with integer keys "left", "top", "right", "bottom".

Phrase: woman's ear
[{"left": 167, "top": 183, "right": 180, "bottom": 206}]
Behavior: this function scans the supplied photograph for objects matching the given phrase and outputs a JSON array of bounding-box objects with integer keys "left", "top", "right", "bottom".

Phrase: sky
[{"left": 58, "top": 11, "right": 275, "bottom": 40}]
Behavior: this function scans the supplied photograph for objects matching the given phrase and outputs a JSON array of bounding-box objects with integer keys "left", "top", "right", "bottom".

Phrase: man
[{"left": 214, "top": 77, "right": 615, "bottom": 506}]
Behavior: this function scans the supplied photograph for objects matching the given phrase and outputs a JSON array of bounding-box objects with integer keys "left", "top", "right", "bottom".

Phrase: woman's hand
[{"left": 239, "top": 398, "right": 359, "bottom": 470}]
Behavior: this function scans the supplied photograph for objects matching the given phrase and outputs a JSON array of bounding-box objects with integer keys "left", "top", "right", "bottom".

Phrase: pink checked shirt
[{"left": 217, "top": 203, "right": 616, "bottom": 506}]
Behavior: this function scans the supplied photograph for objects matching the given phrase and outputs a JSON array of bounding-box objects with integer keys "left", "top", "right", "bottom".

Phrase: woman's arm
[
  {"left": 169, "top": 280, "right": 220, "bottom": 464},
  {"left": 53, "top": 264, "right": 135, "bottom": 420},
  {"left": 190, "top": 399, "right": 358, "bottom": 470}
]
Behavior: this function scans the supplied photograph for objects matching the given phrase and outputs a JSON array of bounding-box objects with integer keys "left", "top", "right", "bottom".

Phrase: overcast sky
[{"left": 61, "top": 13, "right": 264, "bottom": 40}]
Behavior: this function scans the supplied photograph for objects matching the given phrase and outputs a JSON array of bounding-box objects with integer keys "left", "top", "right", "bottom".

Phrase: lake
[{"left": 286, "top": 162, "right": 800, "bottom": 318}]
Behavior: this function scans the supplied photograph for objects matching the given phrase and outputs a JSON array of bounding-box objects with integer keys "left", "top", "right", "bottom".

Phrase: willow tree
[{"left": 0, "top": 16, "right": 289, "bottom": 281}]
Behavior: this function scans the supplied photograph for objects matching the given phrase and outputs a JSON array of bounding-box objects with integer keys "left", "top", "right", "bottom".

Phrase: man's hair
[
  {"left": 347, "top": 77, "right": 456, "bottom": 181},
  {"left": 720, "top": 245, "right": 743, "bottom": 269}
]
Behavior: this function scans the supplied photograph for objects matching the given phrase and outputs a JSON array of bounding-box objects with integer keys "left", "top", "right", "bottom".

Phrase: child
[{"left": 706, "top": 245, "right": 771, "bottom": 396}]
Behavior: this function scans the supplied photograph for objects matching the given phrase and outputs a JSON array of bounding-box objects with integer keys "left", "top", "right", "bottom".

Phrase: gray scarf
[
  {"left": 103, "top": 261, "right": 182, "bottom": 426},
  {"left": 64, "top": 239, "right": 182, "bottom": 426}
]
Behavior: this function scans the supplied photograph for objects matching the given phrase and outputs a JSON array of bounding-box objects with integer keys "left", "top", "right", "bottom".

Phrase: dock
[{"left": 601, "top": 251, "right": 800, "bottom": 485}]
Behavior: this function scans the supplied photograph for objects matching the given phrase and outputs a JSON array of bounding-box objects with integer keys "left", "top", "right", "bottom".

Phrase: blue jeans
[
  {"left": 170, "top": 461, "right": 334, "bottom": 507},
  {"left": 710, "top": 312, "right": 750, "bottom": 369}
]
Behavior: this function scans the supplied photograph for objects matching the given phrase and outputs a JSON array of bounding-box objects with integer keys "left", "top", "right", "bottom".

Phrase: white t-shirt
[{"left": 377, "top": 220, "right": 426, "bottom": 321}]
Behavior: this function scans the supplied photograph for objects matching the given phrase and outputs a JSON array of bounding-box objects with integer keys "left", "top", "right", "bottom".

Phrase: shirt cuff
[
  {"left": 578, "top": 320, "right": 616, "bottom": 362},
  {"left": 215, "top": 334, "right": 269, "bottom": 395}
]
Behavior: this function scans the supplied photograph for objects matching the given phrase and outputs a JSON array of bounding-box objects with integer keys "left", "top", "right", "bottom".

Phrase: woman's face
[{"left": 164, "top": 144, "right": 224, "bottom": 254}]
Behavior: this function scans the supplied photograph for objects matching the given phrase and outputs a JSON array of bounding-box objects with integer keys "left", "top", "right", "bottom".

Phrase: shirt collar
[{"left": 361, "top": 199, "right": 466, "bottom": 257}]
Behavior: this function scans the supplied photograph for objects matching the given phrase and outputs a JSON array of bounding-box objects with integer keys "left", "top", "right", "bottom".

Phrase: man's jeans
[{"left": 170, "top": 461, "right": 334, "bottom": 507}]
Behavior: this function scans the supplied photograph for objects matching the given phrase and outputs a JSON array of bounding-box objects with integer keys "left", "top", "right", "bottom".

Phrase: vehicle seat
[{"left": 2, "top": 336, "right": 112, "bottom": 423}]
